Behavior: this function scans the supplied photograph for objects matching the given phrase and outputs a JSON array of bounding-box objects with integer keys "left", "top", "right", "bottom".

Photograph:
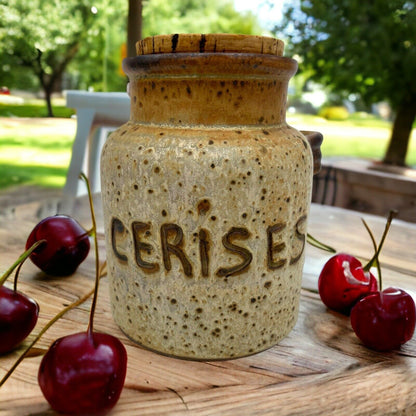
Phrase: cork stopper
[{"left": 136, "top": 33, "right": 284, "bottom": 56}]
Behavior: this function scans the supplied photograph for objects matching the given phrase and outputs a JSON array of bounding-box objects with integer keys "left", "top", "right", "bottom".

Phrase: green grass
[
  {"left": 287, "top": 113, "right": 416, "bottom": 166},
  {"left": 0, "top": 103, "right": 75, "bottom": 118},
  {"left": 0, "top": 97, "right": 76, "bottom": 189},
  {"left": 0, "top": 108, "right": 415, "bottom": 192},
  {"left": 0, "top": 118, "right": 75, "bottom": 189}
]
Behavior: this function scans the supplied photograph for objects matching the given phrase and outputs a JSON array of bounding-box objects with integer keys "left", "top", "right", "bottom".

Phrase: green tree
[
  {"left": 67, "top": 0, "right": 128, "bottom": 92},
  {"left": 71, "top": 0, "right": 261, "bottom": 92},
  {"left": 1, "top": 0, "right": 262, "bottom": 111},
  {"left": 142, "top": 0, "right": 262, "bottom": 37},
  {"left": 275, "top": 0, "right": 416, "bottom": 166},
  {"left": 0, "top": 0, "right": 98, "bottom": 116}
]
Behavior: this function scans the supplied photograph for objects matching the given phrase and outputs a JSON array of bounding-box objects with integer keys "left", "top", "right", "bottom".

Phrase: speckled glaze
[{"left": 100, "top": 34, "right": 322, "bottom": 360}]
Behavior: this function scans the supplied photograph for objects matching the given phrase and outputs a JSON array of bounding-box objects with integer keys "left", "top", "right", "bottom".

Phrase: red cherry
[
  {"left": 37, "top": 174, "right": 127, "bottom": 414},
  {"left": 0, "top": 285, "right": 39, "bottom": 354},
  {"left": 38, "top": 331, "right": 127, "bottom": 414},
  {"left": 0, "top": 241, "right": 43, "bottom": 355},
  {"left": 318, "top": 253, "right": 378, "bottom": 314},
  {"left": 351, "top": 287, "right": 416, "bottom": 351},
  {"left": 26, "top": 215, "right": 90, "bottom": 276}
]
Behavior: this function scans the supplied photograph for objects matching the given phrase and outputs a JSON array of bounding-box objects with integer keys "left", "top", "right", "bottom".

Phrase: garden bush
[{"left": 318, "top": 106, "right": 349, "bottom": 121}]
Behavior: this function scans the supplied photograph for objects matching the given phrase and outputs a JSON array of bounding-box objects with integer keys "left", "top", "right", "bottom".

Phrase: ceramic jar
[{"left": 100, "top": 34, "right": 322, "bottom": 360}]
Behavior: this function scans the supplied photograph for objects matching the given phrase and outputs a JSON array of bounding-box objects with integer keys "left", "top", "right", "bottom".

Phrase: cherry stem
[
  {"left": 362, "top": 210, "right": 398, "bottom": 290},
  {"left": 85, "top": 227, "right": 95, "bottom": 238},
  {"left": 79, "top": 172, "right": 100, "bottom": 338},
  {"left": 13, "top": 262, "right": 24, "bottom": 293},
  {"left": 306, "top": 233, "right": 336, "bottom": 253},
  {"left": 361, "top": 218, "right": 382, "bottom": 287},
  {"left": 0, "top": 263, "right": 107, "bottom": 389},
  {"left": 0, "top": 240, "right": 45, "bottom": 287}
]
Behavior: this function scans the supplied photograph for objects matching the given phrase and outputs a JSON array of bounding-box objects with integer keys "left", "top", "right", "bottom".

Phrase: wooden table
[{"left": 1, "top": 200, "right": 416, "bottom": 415}]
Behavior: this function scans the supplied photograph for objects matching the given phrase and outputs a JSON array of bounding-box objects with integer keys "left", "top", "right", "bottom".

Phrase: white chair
[{"left": 59, "top": 90, "right": 130, "bottom": 214}]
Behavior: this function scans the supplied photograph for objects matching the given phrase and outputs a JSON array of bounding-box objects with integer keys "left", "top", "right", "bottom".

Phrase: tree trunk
[
  {"left": 45, "top": 88, "right": 54, "bottom": 117},
  {"left": 383, "top": 101, "right": 416, "bottom": 166},
  {"left": 32, "top": 48, "right": 53, "bottom": 117},
  {"left": 127, "top": 0, "right": 143, "bottom": 58}
]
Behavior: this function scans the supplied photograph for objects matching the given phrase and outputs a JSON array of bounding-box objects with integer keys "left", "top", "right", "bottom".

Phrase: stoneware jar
[{"left": 101, "top": 34, "right": 322, "bottom": 360}]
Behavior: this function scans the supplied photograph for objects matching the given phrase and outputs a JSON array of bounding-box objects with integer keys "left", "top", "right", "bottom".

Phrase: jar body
[{"left": 101, "top": 35, "right": 316, "bottom": 359}]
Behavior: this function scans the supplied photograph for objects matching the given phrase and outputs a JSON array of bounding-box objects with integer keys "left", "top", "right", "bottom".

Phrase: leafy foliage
[
  {"left": 0, "top": 0, "right": 97, "bottom": 82},
  {"left": 67, "top": 0, "right": 128, "bottom": 92},
  {"left": 274, "top": 0, "right": 416, "bottom": 165},
  {"left": 276, "top": 0, "right": 416, "bottom": 108},
  {"left": 142, "top": 0, "right": 262, "bottom": 36},
  {"left": 0, "top": 0, "right": 99, "bottom": 115},
  {"left": 1, "top": 0, "right": 262, "bottom": 97}
]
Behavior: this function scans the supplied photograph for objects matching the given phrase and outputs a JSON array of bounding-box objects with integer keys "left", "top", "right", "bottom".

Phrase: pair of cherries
[
  {"left": 318, "top": 211, "right": 416, "bottom": 351},
  {"left": 1, "top": 215, "right": 91, "bottom": 356},
  {"left": 0, "top": 174, "right": 127, "bottom": 414}
]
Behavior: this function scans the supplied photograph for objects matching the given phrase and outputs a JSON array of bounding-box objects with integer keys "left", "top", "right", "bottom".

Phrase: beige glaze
[{"left": 100, "top": 34, "right": 321, "bottom": 360}]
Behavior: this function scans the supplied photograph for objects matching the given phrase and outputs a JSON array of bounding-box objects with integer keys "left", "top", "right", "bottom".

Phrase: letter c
[{"left": 111, "top": 217, "right": 128, "bottom": 263}]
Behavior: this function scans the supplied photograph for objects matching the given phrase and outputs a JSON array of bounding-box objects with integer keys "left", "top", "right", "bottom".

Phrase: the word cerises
[{"left": 110, "top": 215, "right": 307, "bottom": 278}]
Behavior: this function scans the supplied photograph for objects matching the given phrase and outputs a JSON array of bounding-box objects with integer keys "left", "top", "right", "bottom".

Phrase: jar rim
[
  {"left": 123, "top": 52, "right": 297, "bottom": 80},
  {"left": 136, "top": 34, "right": 284, "bottom": 57}
]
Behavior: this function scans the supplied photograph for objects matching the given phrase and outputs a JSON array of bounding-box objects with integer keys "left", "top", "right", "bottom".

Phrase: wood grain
[{"left": 0, "top": 201, "right": 416, "bottom": 415}]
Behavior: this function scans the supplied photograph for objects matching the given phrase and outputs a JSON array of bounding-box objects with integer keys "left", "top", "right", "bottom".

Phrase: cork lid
[{"left": 136, "top": 34, "right": 284, "bottom": 56}]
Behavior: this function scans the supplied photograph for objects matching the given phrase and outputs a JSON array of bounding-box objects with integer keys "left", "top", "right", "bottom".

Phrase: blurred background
[{"left": 0, "top": 0, "right": 415, "bottom": 216}]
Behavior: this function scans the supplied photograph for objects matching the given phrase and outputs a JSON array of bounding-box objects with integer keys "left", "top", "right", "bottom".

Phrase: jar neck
[{"left": 124, "top": 53, "right": 297, "bottom": 127}]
